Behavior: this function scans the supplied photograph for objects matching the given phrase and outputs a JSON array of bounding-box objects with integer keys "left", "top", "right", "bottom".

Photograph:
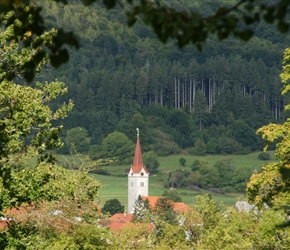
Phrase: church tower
[{"left": 128, "top": 128, "right": 149, "bottom": 214}]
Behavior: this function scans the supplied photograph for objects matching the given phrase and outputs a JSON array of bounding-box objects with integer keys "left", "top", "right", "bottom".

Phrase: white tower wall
[{"left": 128, "top": 169, "right": 149, "bottom": 214}]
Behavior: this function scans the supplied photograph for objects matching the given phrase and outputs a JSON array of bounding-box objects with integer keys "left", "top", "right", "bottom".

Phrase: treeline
[
  {"left": 38, "top": 0, "right": 290, "bottom": 157},
  {"left": 158, "top": 159, "right": 254, "bottom": 193}
]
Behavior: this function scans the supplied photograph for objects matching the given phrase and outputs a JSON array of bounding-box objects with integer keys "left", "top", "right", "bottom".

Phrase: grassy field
[
  {"left": 92, "top": 151, "right": 276, "bottom": 211},
  {"left": 93, "top": 174, "right": 244, "bottom": 211},
  {"left": 99, "top": 150, "right": 276, "bottom": 175},
  {"left": 25, "top": 151, "right": 275, "bottom": 211}
]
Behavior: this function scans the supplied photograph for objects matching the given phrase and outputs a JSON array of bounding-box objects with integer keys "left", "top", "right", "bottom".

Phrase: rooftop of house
[
  {"left": 173, "top": 202, "right": 189, "bottom": 213},
  {"left": 0, "top": 202, "right": 99, "bottom": 231},
  {"left": 142, "top": 196, "right": 189, "bottom": 214},
  {"left": 101, "top": 213, "right": 154, "bottom": 231}
]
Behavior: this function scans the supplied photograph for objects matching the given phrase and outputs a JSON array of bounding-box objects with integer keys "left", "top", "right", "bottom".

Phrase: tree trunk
[
  {"left": 178, "top": 77, "right": 180, "bottom": 109},
  {"left": 192, "top": 76, "right": 196, "bottom": 111},
  {"left": 189, "top": 77, "right": 192, "bottom": 111},
  {"left": 160, "top": 86, "right": 163, "bottom": 107},
  {"left": 174, "top": 77, "right": 177, "bottom": 109},
  {"left": 209, "top": 78, "right": 211, "bottom": 112}
]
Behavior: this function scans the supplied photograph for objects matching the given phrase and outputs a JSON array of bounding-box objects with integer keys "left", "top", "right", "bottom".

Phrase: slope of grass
[
  {"left": 93, "top": 151, "right": 275, "bottom": 211},
  {"left": 99, "top": 151, "right": 276, "bottom": 175},
  {"left": 157, "top": 151, "right": 276, "bottom": 172},
  {"left": 94, "top": 173, "right": 241, "bottom": 211},
  {"left": 25, "top": 151, "right": 274, "bottom": 210}
]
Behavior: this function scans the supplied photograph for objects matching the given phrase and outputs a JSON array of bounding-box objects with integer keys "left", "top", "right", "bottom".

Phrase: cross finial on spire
[{"left": 136, "top": 128, "right": 139, "bottom": 138}]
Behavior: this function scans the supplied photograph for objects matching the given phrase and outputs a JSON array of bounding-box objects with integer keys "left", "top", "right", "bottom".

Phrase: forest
[
  {"left": 32, "top": 0, "right": 290, "bottom": 159},
  {"left": 1, "top": 0, "right": 290, "bottom": 249}
]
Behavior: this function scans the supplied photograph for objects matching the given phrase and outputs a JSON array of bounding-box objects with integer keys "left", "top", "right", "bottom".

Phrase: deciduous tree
[
  {"left": 247, "top": 48, "right": 290, "bottom": 212},
  {"left": 102, "top": 198, "right": 125, "bottom": 216}
]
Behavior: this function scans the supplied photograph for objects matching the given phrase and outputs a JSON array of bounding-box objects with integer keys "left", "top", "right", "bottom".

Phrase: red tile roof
[
  {"left": 110, "top": 213, "right": 133, "bottom": 223},
  {"left": 142, "top": 196, "right": 160, "bottom": 210},
  {"left": 0, "top": 202, "right": 99, "bottom": 231},
  {"left": 173, "top": 202, "right": 189, "bottom": 213},
  {"left": 102, "top": 213, "right": 154, "bottom": 232},
  {"left": 142, "top": 196, "right": 189, "bottom": 214}
]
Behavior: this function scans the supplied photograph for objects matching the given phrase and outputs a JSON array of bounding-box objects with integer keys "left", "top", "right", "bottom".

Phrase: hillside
[{"left": 38, "top": 0, "right": 290, "bottom": 157}]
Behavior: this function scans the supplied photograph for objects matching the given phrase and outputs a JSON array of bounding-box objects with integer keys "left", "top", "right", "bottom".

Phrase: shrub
[
  {"left": 258, "top": 152, "right": 270, "bottom": 160},
  {"left": 163, "top": 190, "right": 182, "bottom": 202},
  {"left": 179, "top": 157, "right": 186, "bottom": 166},
  {"left": 102, "top": 199, "right": 124, "bottom": 215}
]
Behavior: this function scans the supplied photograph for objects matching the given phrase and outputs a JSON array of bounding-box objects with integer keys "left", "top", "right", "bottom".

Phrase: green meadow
[
  {"left": 27, "top": 151, "right": 276, "bottom": 211},
  {"left": 91, "top": 151, "right": 276, "bottom": 211}
]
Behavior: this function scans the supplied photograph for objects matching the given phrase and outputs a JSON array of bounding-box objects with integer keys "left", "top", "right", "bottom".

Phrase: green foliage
[
  {"left": 258, "top": 152, "right": 270, "bottom": 161},
  {"left": 191, "top": 158, "right": 208, "bottom": 171},
  {"left": 162, "top": 190, "right": 182, "bottom": 202},
  {"left": 0, "top": 162, "right": 101, "bottom": 210},
  {"left": 214, "top": 159, "right": 235, "bottom": 187},
  {"left": 0, "top": 0, "right": 288, "bottom": 160},
  {"left": 132, "top": 195, "right": 151, "bottom": 222},
  {"left": 27, "top": 1, "right": 285, "bottom": 158},
  {"left": 143, "top": 151, "right": 159, "bottom": 174},
  {"left": 162, "top": 158, "right": 253, "bottom": 192},
  {"left": 0, "top": 6, "right": 108, "bottom": 248},
  {"left": 247, "top": 48, "right": 290, "bottom": 212},
  {"left": 192, "top": 206, "right": 290, "bottom": 250},
  {"left": 0, "top": 16, "right": 75, "bottom": 215},
  {"left": 179, "top": 157, "right": 186, "bottom": 166},
  {"left": 153, "top": 197, "right": 178, "bottom": 225},
  {"left": 192, "top": 139, "right": 207, "bottom": 156},
  {"left": 66, "top": 127, "right": 91, "bottom": 153},
  {"left": 100, "top": 131, "right": 134, "bottom": 164},
  {"left": 0, "top": 220, "right": 112, "bottom": 249},
  {"left": 194, "top": 194, "right": 223, "bottom": 231},
  {"left": 167, "top": 169, "right": 188, "bottom": 189},
  {"left": 218, "top": 136, "right": 242, "bottom": 154},
  {"left": 0, "top": 3, "right": 78, "bottom": 81},
  {"left": 206, "top": 138, "right": 219, "bottom": 154},
  {"left": 230, "top": 119, "right": 259, "bottom": 151},
  {"left": 102, "top": 198, "right": 124, "bottom": 215},
  {"left": 0, "top": 80, "right": 73, "bottom": 160},
  {"left": 151, "top": 129, "right": 180, "bottom": 156},
  {"left": 88, "top": 145, "right": 101, "bottom": 160}
]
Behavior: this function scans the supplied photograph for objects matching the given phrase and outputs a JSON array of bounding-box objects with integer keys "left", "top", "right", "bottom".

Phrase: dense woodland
[
  {"left": 33, "top": 0, "right": 290, "bottom": 159},
  {"left": 2, "top": 1, "right": 290, "bottom": 249}
]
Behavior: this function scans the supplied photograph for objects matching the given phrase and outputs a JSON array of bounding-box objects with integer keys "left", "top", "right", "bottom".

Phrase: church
[
  {"left": 127, "top": 128, "right": 149, "bottom": 214},
  {"left": 127, "top": 128, "right": 188, "bottom": 215}
]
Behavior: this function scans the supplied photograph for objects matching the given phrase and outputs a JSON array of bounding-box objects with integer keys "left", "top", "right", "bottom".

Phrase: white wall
[{"left": 128, "top": 169, "right": 149, "bottom": 214}]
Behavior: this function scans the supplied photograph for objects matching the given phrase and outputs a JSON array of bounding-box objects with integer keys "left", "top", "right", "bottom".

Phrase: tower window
[
  {"left": 140, "top": 182, "right": 144, "bottom": 187},
  {"left": 141, "top": 172, "right": 144, "bottom": 176},
  {"left": 131, "top": 182, "right": 134, "bottom": 187}
]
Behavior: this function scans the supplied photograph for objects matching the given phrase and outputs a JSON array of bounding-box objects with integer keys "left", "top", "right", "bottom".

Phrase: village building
[
  {"left": 127, "top": 128, "right": 189, "bottom": 215},
  {"left": 127, "top": 128, "right": 149, "bottom": 214}
]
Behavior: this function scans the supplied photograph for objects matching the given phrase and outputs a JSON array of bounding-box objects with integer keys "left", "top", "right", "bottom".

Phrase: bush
[
  {"left": 179, "top": 157, "right": 186, "bottom": 166},
  {"left": 102, "top": 198, "right": 124, "bottom": 215},
  {"left": 258, "top": 152, "right": 270, "bottom": 160},
  {"left": 88, "top": 145, "right": 101, "bottom": 160},
  {"left": 162, "top": 190, "right": 182, "bottom": 202}
]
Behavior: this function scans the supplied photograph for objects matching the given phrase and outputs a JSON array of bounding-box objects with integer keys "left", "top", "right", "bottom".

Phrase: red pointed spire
[{"left": 131, "top": 128, "right": 148, "bottom": 173}]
